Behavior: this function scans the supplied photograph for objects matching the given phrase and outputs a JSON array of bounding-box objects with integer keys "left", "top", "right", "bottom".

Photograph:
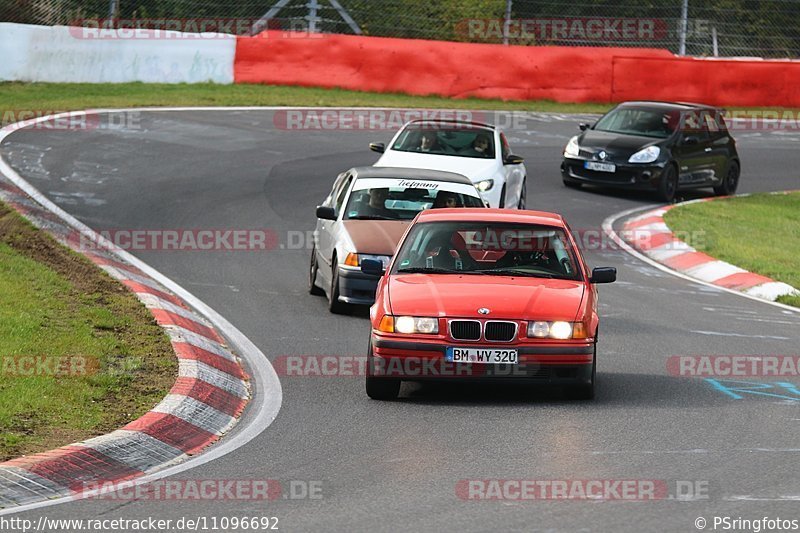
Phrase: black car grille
[
  {"left": 450, "top": 320, "right": 481, "bottom": 341},
  {"left": 484, "top": 321, "right": 517, "bottom": 342}
]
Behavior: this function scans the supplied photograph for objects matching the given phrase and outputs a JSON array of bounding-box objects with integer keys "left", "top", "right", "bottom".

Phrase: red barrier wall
[{"left": 235, "top": 32, "right": 800, "bottom": 106}]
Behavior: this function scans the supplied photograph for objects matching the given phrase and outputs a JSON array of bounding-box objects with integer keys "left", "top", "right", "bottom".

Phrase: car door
[
  {"left": 703, "top": 110, "right": 731, "bottom": 183},
  {"left": 499, "top": 132, "right": 524, "bottom": 206},
  {"left": 317, "top": 172, "right": 352, "bottom": 284},
  {"left": 673, "top": 111, "right": 714, "bottom": 184}
]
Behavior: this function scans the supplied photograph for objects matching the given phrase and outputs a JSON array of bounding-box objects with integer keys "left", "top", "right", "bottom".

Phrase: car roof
[
  {"left": 415, "top": 208, "right": 567, "bottom": 227},
  {"left": 616, "top": 100, "right": 718, "bottom": 112},
  {"left": 406, "top": 118, "right": 495, "bottom": 130},
  {"left": 350, "top": 166, "right": 475, "bottom": 185}
]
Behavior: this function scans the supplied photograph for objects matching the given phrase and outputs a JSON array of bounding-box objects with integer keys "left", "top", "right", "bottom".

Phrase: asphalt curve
[{"left": 2, "top": 109, "right": 799, "bottom": 532}]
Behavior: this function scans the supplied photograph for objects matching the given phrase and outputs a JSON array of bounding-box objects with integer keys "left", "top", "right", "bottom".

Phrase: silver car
[{"left": 309, "top": 166, "right": 485, "bottom": 313}]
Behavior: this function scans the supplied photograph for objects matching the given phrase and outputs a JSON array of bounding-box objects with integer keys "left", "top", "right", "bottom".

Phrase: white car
[
  {"left": 309, "top": 166, "right": 486, "bottom": 313},
  {"left": 370, "top": 119, "right": 527, "bottom": 209}
]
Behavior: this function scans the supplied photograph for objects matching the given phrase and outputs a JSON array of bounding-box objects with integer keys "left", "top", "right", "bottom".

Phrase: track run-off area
[{"left": 1, "top": 108, "right": 799, "bottom": 532}]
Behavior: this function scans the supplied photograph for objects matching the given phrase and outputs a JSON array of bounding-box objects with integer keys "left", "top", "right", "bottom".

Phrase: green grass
[
  {"left": 0, "top": 204, "right": 176, "bottom": 459},
  {"left": 664, "top": 192, "right": 800, "bottom": 308},
  {"left": 0, "top": 82, "right": 615, "bottom": 114}
]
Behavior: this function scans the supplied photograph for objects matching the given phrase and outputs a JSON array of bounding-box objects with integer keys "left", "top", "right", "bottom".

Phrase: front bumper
[
  {"left": 370, "top": 335, "right": 594, "bottom": 384},
  {"left": 338, "top": 266, "right": 380, "bottom": 305},
  {"left": 561, "top": 158, "right": 664, "bottom": 189}
]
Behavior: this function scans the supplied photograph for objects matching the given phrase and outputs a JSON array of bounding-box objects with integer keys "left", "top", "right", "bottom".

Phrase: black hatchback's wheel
[
  {"left": 566, "top": 344, "right": 596, "bottom": 401},
  {"left": 658, "top": 164, "right": 678, "bottom": 203},
  {"left": 308, "top": 245, "right": 324, "bottom": 296},
  {"left": 517, "top": 178, "right": 527, "bottom": 209},
  {"left": 714, "top": 161, "right": 740, "bottom": 196},
  {"left": 327, "top": 256, "right": 348, "bottom": 314},
  {"left": 365, "top": 343, "right": 400, "bottom": 400}
]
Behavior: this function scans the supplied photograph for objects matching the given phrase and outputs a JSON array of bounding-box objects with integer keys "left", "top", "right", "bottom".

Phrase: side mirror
[
  {"left": 590, "top": 267, "right": 616, "bottom": 284},
  {"left": 682, "top": 135, "right": 698, "bottom": 145},
  {"left": 315, "top": 205, "right": 337, "bottom": 221},
  {"left": 579, "top": 123, "right": 590, "bottom": 131},
  {"left": 369, "top": 142, "right": 385, "bottom": 154},
  {"left": 361, "top": 258, "right": 385, "bottom": 276},
  {"left": 503, "top": 154, "right": 524, "bottom": 165}
]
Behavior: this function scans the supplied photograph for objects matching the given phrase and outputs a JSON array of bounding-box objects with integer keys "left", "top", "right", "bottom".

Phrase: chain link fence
[{"left": 2, "top": 0, "right": 800, "bottom": 57}]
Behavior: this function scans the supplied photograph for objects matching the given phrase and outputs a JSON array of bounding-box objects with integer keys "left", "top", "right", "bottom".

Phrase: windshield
[
  {"left": 391, "top": 124, "right": 495, "bottom": 158},
  {"left": 594, "top": 107, "right": 680, "bottom": 139},
  {"left": 391, "top": 221, "right": 582, "bottom": 280},
  {"left": 344, "top": 178, "right": 484, "bottom": 220}
]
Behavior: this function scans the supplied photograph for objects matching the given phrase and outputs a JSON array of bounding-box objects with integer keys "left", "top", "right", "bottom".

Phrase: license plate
[
  {"left": 446, "top": 347, "right": 518, "bottom": 364},
  {"left": 584, "top": 161, "right": 616, "bottom": 173}
]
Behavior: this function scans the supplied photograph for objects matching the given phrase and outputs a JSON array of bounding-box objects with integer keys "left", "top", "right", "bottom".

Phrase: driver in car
[
  {"left": 461, "top": 133, "right": 492, "bottom": 157},
  {"left": 416, "top": 132, "right": 438, "bottom": 152},
  {"left": 357, "top": 188, "right": 394, "bottom": 218}
]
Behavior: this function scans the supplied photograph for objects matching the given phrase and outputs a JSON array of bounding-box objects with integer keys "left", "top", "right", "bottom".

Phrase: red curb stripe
[
  {"left": 150, "top": 309, "right": 223, "bottom": 343},
  {"left": 713, "top": 271, "right": 774, "bottom": 291},
  {"left": 624, "top": 215, "right": 664, "bottom": 229},
  {"left": 4, "top": 446, "right": 143, "bottom": 492},
  {"left": 663, "top": 251, "right": 717, "bottom": 271},
  {"left": 84, "top": 252, "right": 148, "bottom": 278},
  {"left": 171, "top": 377, "right": 248, "bottom": 417},
  {"left": 121, "top": 280, "right": 186, "bottom": 308},
  {"left": 123, "top": 413, "right": 216, "bottom": 456},
  {"left": 172, "top": 342, "right": 246, "bottom": 379}
]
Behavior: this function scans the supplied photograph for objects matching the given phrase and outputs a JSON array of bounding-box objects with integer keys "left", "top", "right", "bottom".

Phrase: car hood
[
  {"left": 388, "top": 274, "right": 585, "bottom": 320},
  {"left": 342, "top": 220, "right": 410, "bottom": 256},
  {"left": 375, "top": 151, "right": 498, "bottom": 181},
  {"left": 578, "top": 130, "right": 664, "bottom": 159}
]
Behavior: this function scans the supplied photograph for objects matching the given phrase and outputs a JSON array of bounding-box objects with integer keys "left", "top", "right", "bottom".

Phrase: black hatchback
[{"left": 560, "top": 101, "right": 740, "bottom": 202}]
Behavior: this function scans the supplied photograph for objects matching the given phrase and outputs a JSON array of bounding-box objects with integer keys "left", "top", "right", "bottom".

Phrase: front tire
[
  {"left": 308, "top": 245, "right": 324, "bottom": 296},
  {"left": 713, "top": 161, "right": 739, "bottom": 196},
  {"left": 566, "top": 344, "right": 596, "bottom": 400},
  {"left": 658, "top": 164, "right": 678, "bottom": 203},
  {"left": 327, "top": 256, "right": 348, "bottom": 314},
  {"left": 517, "top": 178, "right": 527, "bottom": 209},
  {"left": 365, "top": 344, "right": 400, "bottom": 400}
]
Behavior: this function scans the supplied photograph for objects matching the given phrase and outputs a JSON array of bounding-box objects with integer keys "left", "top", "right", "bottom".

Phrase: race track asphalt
[{"left": 1, "top": 109, "right": 799, "bottom": 532}]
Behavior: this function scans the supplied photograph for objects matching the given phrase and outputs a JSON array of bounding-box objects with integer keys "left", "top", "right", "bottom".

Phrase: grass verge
[
  {"left": 0, "top": 82, "right": 614, "bottom": 114},
  {"left": 664, "top": 191, "right": 800, "bottom": 308},
  {"left": 0, "top": 202, "right": 176, "bottom": 460}
]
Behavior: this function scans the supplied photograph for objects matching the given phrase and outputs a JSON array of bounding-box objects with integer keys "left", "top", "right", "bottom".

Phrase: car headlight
[
  {"left": 476, "top": 179, "right": 494, "bottom": 192},
  {"left": 628, "top": 146, "right": 660, "bottom": 164},
  {"left": 378, "top": 316, "right": 439, "bottom": 334},
  {"left": 527, "top": 321, "right": 587, "bottom": 339},
  {"left": 564, "top": 136, "right": 580, "bottom": 158},
  {"left": 344, "top": 253, "right": 391, "bottom": 268}
]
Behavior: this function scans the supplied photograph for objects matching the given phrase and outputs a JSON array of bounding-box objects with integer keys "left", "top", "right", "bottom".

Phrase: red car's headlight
[
  {"left": 377, "top": 316, "right": 438, "bottom": 335},
  {"left": 527, "top": 321, "right": 587, "bottom": 339}
]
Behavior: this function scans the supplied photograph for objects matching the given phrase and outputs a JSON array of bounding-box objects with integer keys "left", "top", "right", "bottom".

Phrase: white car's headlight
[
  {"left": 527, "top": 321, "right": 587, "bottom": 339},
  {"left": 344, "top": 253, "right": 390, "bottom": 268},
  {"left": 628, "top": 146, "right": 660, "bottom": 164},
  {"left": 392, "top": 316, "right": 439, "bottom": 335},
  {"left": 476, "top": 179, "right": 494, "bottom": 192},
  {"left": 564, "top": 136, "right": 580, "bottom": 158}
]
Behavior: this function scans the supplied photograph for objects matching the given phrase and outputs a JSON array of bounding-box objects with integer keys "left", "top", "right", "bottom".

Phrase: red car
[{"left": 361, "top": 208, "right": 616, "bottom": 400}]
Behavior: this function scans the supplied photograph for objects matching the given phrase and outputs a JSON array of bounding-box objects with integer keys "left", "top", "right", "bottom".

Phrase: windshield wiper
[
  {"left": 347, "top": 215, "right": 396, "bottom": 220},
  {"left": 474, "top": 269, "right": 558, "bottom": 278},
  {"left": 396, "top": 267, "right": 460, "bottom": 274}
]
